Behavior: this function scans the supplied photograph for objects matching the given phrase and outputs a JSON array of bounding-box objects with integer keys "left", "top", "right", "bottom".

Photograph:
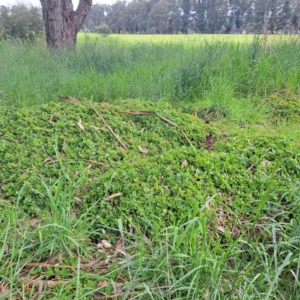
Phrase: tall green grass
[
  {"left": 1, "top": 35, "right": 300, "bottom": 117},
  {"left": 1, "top": 180, "right": 299, "bottom": 298}
]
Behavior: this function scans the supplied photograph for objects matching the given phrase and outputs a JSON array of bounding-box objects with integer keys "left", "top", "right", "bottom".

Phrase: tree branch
[{"left": 74, "top": 0, "right": 93, "bottom": 33}]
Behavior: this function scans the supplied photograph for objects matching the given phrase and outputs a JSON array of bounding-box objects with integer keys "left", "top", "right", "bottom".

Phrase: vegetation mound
[{"left": 1, "top": 99, "right": 299, "bottom": 237}]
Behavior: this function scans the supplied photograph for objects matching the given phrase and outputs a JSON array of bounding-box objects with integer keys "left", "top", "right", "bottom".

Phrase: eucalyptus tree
[
  {"left": 277, "top": 0, "right": 292, "bottom": 32},
  {"left": 39, "top": 0, "right": 92, "bottom": 48},
  {"left": 107, "top": 1, "right": 128, "bottom": 33},
  {"left": 126, "top": 0, "right": 148, "bottom": 33},
  {"left": 148, "top": 0, "right": 173, "bottom": 33},
  {"left": 195, "top": 0, "right": 207, "bottom": 32},
  {"left": 83, "top": 3, "right": 109, "bottom": 31},
  {"left": 181, "top": 0, "right": 191, "bottom": 33}
]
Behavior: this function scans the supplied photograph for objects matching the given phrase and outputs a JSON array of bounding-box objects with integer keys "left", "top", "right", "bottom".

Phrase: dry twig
[
  {"left": 84, "top": 98, "right": 128, "bottom": 151},
  {"left": 114, "top": 109, "right": 193, "bottom": 146},
  {"left": 58, "top": 95, "right": 81, "bottom": 102},
  {"left": 155, "top": 113, "right": 193, "bottom": 146},
  {"left": 246, "top": 154, "right": 266, "bottom": 173},
  {"left": 8, "top": 260, "right": 108, "bottom": 271}
]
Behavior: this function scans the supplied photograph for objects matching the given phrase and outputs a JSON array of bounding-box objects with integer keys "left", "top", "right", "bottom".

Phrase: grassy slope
[{"left": 0, "top": 35, "right": 300, "bottom": 299}]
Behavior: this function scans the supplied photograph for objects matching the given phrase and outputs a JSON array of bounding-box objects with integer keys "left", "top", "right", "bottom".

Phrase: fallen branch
[
  {"left": 114, "top": 110, "right": 152, "bottom": 115},
  {"left": 43, "top": 158, "right": 106, "bottom": 166},
  {"left": 104, "top": 193, "right": 122, "bottom": 201},
  {"left": 58, "top": 95, "right": 81, "bottom": 102},
  {"left": 94, "top": 292, "right": 137, "bottom": 299},
  {"left": 246, "top": 154, "right": 266, "bottom": 173},
  {"left": 20, "top": 278, "right": 70, "bottom": 288},
  {"left": 114, "top": 109, "right": 193, "bottom": 147},
  {"left": 80, "top": 159, "right": 106, "bottom": 166},
  {"left": 84, "top": 98, "right": 128, "bottom": 151},
  {"left": 8, "top": 260, "right": 108, "bottom": 271},
  {"left": 155, "top": 113, "right": 193, "bottom": 147}
]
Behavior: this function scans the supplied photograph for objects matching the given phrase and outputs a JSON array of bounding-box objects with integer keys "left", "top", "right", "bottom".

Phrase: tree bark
[{"left": 40, "top": 0, "right": 92, "bottom": 48}]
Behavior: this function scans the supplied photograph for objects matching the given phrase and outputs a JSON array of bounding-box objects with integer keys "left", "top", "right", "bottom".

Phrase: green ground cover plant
[{"left": 0, "top": 35, "right": 300, "bottom": 299}]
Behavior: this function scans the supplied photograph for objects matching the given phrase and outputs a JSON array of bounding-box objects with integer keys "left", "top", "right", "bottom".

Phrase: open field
[
  {"left": 79, "top": 32, "right": 300, "bottom": 45},
  {"left": 0, "top": 35, "right": 300, "bottom": 299}
]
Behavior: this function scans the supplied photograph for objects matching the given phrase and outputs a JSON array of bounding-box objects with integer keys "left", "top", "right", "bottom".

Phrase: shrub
[{"left": 95, "top": 23, "right": 110, "bottom": 36}]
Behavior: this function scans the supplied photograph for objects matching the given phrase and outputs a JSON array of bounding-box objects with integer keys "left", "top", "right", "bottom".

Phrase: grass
[
  {"left": 78, "top": 32, "right": 299, "bottom": 45},
  {"left": 1, "top": 34, "right": 300, "bottom": 110},
  {"left": 0, "top": 34, "right": 299, "bottom": 299}
]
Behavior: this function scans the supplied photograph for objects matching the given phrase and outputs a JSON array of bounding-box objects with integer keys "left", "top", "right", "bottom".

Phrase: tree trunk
[{"left": 40, "top": 0, "right": 92, "bottom": 48}]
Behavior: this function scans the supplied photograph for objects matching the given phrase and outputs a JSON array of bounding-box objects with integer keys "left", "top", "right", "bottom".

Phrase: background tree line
[
  {"left": 1, "top": 0, "right": 300, "bottom": 42},
  {"left": 84, "top": 0, "right": 300, "bottom": 34},
  {"left": 0, "top": 4, "right": 44, "bottom": 41}
]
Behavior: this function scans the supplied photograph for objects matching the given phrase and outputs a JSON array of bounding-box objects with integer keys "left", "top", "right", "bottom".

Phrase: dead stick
[
  {"left": 246, "top": 154, "right": 266, "bottom": 173},
  {"left": 155, "top": 113, "right": 193, "bottom": 147},
  {"left": 114, "top": 110, "right": 152, "bottom": 115},
  {"left": 9, "top": 261, "right": 108, "bottom": 271},
  {"left": 20, "top": 278, "right": 71, "bottom": 287},
  {"left": 114, "top": 109, "right": 193, "bottom": 147},
  {"left": 97, "top": 292, "right": 137, "bottom": 299},
  {"left": 80, "top": 159, "right": 106, "bottom": 166},
  {"left": 44, "top": 159, "right": 106, "bottom": 166},
  {"left": 84, "top": 98, "right": 128, "bottom": 151}
]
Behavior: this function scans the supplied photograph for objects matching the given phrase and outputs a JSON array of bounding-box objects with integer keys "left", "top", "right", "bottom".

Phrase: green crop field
[
  {"left": 0, "top": 35, "right": 299, "bottom": 299},
  {"left": 78, "top": 32, "right": 300, "bottom": 45}
]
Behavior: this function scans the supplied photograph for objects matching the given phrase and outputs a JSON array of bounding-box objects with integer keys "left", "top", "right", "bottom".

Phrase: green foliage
[
  {"left": 173, "top": 59, "right": 205, "bottom": 101},
  {"left": 95, "top": 23, "right": 111, "bottom": 36},
  {"left": 1, "top": 97, "right": 300, "bottom": 298},
  {"left": 1, "top": 99, "right": 299, "bottom": 234},
  {"left": 266, "top": 92, "right": 300, "bottom": 122},
  {"left": 0, "top": 4, "right": 44, "bottom": 42},
  {"left": 0, "top": 100, "right": 208, "bottom": 226},
  {"left": 1, "top": 37, "right": 300, "bottom": 299},
  {"left": 85, "top": 0, "right": 300, "bottom": 34},
  {"left": 1, "top": 35, "right": 300, "bottom": 115}
]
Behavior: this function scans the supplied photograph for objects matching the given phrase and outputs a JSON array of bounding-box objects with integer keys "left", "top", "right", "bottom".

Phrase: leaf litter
[{"left": 76, "top": 118, "right": 85, "bottom": 131}]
